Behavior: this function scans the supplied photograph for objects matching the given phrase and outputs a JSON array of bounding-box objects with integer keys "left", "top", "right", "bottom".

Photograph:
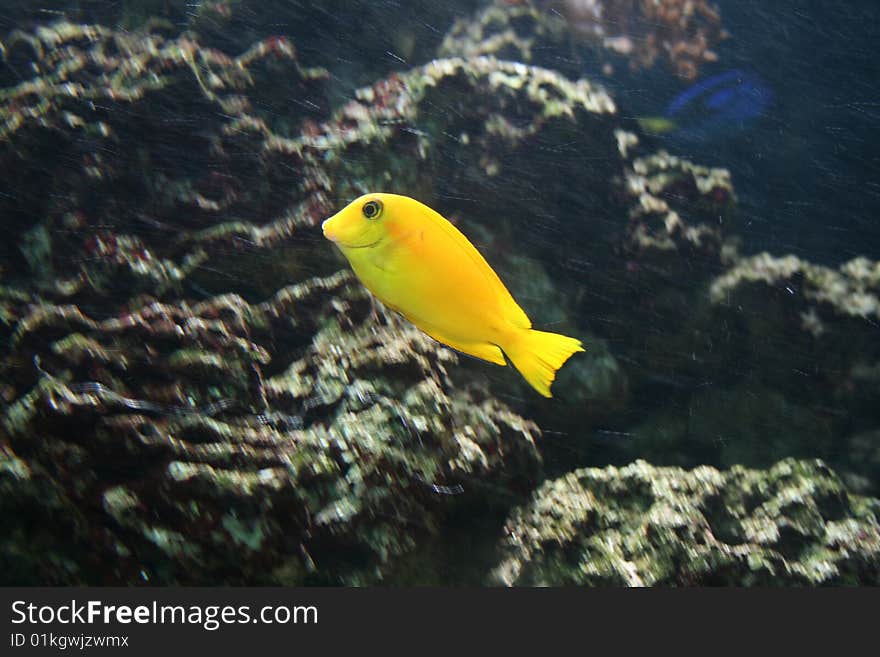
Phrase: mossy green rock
[
  {"left": 2, "top": 272, "right": 541, "bottom": 585},
  {"left": 492, "top": 459, "right": 880, "bottom": 585}
]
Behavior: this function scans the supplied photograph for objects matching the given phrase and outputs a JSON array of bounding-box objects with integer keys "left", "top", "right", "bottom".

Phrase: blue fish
[{"left": 637, "top": 70, "right": 773, "bottom": 141}]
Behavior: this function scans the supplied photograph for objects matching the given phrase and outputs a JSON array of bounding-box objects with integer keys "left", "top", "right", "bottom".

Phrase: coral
[
  {"left": 3, "top": 15, "right": 719, "bottom": 318},
  {"left": 3, "top": 8, "right": 877, "bottom": 586},
  {"left": 0, "top": 1, "right": 479, "bottom": 65},
  {"left": 0, "top": 20, "right": 330, "bottom": 304},
  {"left": 0, "top": 21, "right": 752, "bottom": 580},
  {"left": 0, "top": 21, "right": 327, "bottom": 140},
  {"left": 440, "top": 0, "right": 727, "bottom": 80},
  {"left": 710, "top": 253, "right": 880, "bottom": 322},
  {"left": 0, "top": 441, "right": 93, "bottom": 584},
  {"left": 567, "top": 247, "right": 880, "bottom": 482},
  {"left": 492, "top": 458, "right": 880, "bottom": 585},
  {"left": 551, "top": 0, "right": 726, "bottom": 79},
  {"left": 0, "top": 16, "right": 630, "bottom": 311},
  {"left": 439, "top": 3, "right": 568, "bottom": 62},
  {"left": 623, "top": 149, "right": 735, "bottom": 255},
  {"left": 2, "top": 272, "right": 541, "bottom": 584},
  {"left": 707, "top": 253, "right": 880, "bottom": 414}
]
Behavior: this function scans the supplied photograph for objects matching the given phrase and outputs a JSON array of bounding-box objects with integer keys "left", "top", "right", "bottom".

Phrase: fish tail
[{"left": 503, "top": 328, "right": 584, "bottom": 398}]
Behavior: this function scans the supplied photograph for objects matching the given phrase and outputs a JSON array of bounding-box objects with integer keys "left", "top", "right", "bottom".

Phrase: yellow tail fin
[{"left": 503, "top": 328, "right": 584, "bottom": 398}]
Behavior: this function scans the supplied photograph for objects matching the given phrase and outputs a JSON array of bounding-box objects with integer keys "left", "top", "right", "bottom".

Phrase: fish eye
[{"left": 362, "top": 199, "right": 383, "bottom": 220}]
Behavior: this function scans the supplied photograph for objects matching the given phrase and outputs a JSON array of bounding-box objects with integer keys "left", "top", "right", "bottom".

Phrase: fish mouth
[
  {"left": 321, "top": 219, "right": 382, "bottom": 249},
  {"left": 338, "top": 237, "right": 382, "bottom": 249},
  {"left": 320, "top": 217, "right": 336, "bottom": 240}
]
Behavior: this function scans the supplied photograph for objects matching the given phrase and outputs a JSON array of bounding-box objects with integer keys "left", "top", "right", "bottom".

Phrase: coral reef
[
  {"left": 711, "top": 253, "right": 880, "bottom": 323},
  {"left": 0, "top": 1, "right": 480, "bottom": 76},
  {"left": 441, "top": 0, "right": 727, "bottom": 80},
  {"left": 1, "top": 4, "right": 878, "bottom": 586},
  {"left": 0, "top": 440, "right": 93, "bottom": 584},
  {"left": 548, "top": 0, "right": 726, "bottom": 79},
  {"left": 492, "top": 458, "right": 880, "bottom": 585},
  {"left": 622, "top": 149, "right": 735, "bottom": 255},
  {"left": 3, "top": 272, "right": 541, "bottom": 584},
  {"left": 0, "top": 19, "right": 331, "bottom": 307},
  {"left": 576, "top": 244, "right": 880, "bottom": 483},
  {"left": 707, "top": 253, "right": 880, "bottom": 430},
  {"left": 0, "top": 21, "right": 647, "bottom": 582}
]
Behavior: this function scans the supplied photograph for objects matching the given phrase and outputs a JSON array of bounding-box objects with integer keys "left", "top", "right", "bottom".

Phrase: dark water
[
  {"left": 1, "top": 0, "right": 878, "bottom": 585},
  {"left": 641, "top": 0, "right": 880, "bottom": 264}
]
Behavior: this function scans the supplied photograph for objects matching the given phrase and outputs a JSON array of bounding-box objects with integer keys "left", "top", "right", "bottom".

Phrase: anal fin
[{"left": 422, "top": 328, "right": 507, "bottom": 366}]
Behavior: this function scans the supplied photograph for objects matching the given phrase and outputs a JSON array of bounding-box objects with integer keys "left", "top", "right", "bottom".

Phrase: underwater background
[{"left": 1, "top": 0, "right": 879, "bottom": 585}]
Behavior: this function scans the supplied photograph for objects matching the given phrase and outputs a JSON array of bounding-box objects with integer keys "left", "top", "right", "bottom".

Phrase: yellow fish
[
  {"left": 321, "top": 193, "right": 584, "bottom": 398},
  {"left": 634, "top": 116, "right": 678, "bottom": 135}
]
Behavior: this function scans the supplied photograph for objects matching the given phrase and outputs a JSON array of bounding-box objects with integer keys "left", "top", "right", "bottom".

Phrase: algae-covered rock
[
  {"left": 440, "top": 0, "right": 727, "bottom": 80},
  {"left": 706, "top": 253, "right": 880, "bottom": 428},
  {"left": 2, "top": 272, "right": 541, "bottom": 585},
  {"left": 492, "top": 459, "right": 880, "bottom": 586},
  {"left": 0, "top": 15, "right": 737, "bottom": 583},
  {"left": 0, "top": 441, "right": 92, "bottom": 584},
  {"left": 3, "top": 5, "right": 878, "bottom": 587},
  {"left": 0, "top": 18, "right": 690, "bottom": 405}
]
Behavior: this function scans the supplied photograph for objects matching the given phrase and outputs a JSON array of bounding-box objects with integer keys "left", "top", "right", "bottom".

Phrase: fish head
[{"left": 322, "top": 193, "right": 391, "bottom": 250}]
